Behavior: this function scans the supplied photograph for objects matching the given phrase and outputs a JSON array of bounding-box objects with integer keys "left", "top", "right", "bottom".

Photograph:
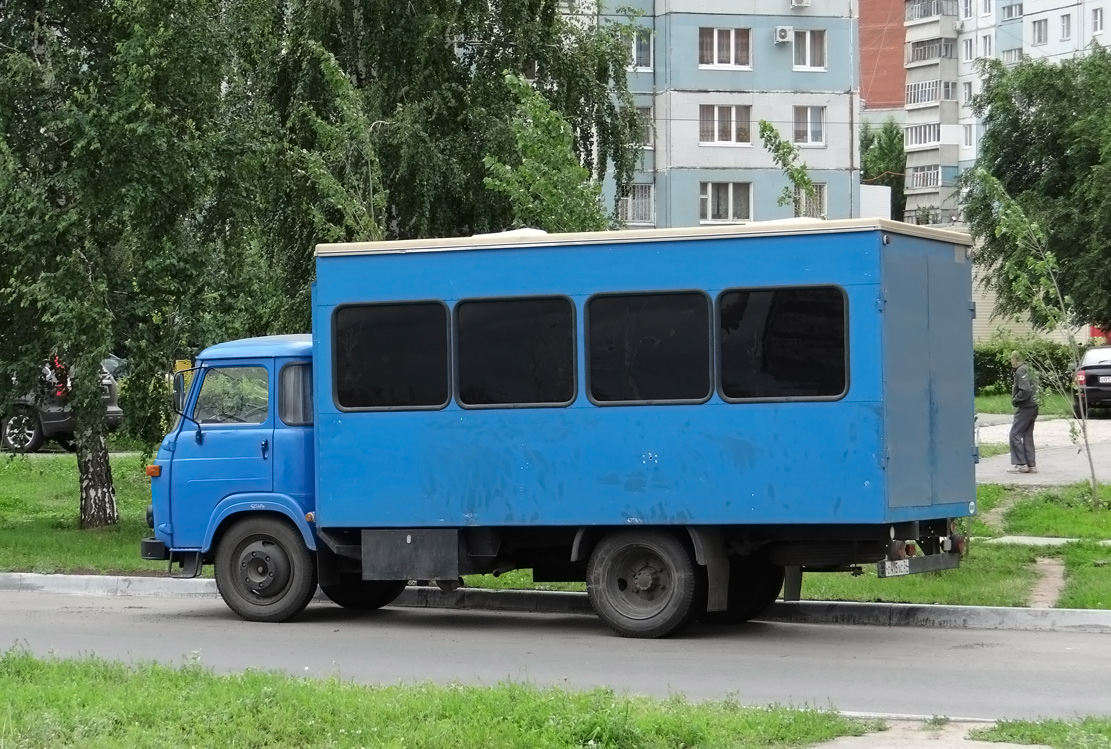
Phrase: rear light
[
  {"left": 1078, "top": 371, "right": 1087, "bottom": 386},
  {"left": 145, "top": 465, "right": 161, "bottom": 478}
]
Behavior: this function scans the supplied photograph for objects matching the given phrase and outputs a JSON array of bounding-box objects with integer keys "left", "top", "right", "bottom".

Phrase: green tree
[
  {"left": 0, "top": 0, "right": 229, "bottom": 526},
  {"left": 966, "top": 169, "right": 1100, "bottom": 505},
  {"left": 959, "top": 47, "right": 1111, "bottom": 329},
  {"left": 484, "top": 74, "right": 617, "bottom": 233},
  {"left": 758, "top": 121, "right": 820, "bottom": 217},
  {"left": 860, "top": 118, "right": 906, "bottom": 220}
]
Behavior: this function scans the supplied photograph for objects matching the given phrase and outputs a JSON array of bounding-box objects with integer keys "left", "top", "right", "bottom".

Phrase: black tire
[
  {"left": 2, "top": 407, "right": 45, "bottom": 453},
  {"left": 701, "top": 556, "right": 785, "bottom": 625},
  {"left": 1073, "top": 397, "right": 1085, "bottom": 419},
  {"left": 214, "top": 516, "right": 317, "bottom": 623},
  {"left": 586, "top": 530, "right": 702, "bottom": 639},
  {"left": 321, "top": 579, "right": 407, "bottom": 610},
  {"left": 55, "top": 435, "right": 77, "bottom": 453}
]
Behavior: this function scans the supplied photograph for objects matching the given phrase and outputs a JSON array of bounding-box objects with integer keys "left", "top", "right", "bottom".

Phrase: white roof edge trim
[{"left": 315, "top": 218, "right": 972, "bottom": 257}]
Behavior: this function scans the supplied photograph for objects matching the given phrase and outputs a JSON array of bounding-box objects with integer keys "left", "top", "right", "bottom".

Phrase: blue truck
[{"left": 142, "top": 219, "right": 976, "bottom": 638}]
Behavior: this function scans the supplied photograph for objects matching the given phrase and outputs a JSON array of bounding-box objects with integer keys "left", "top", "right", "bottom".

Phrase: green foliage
[
  {"left": 860, "top": 118, "right": 906, "bottom": 220},
  {"left": 758, "top": 120, "right": 820, "bottom": 217},
  {"left": 1004, "top": 484, "right": 1111, "bottom": 538},
  {"left": 973, "top": 335, "right": 1080, "bottom": 394},
  {"left": 973, "top": 717, "right": 1111, "bottom": 748},
  {"left": 959, "top": 48, "right": 1111, "bottom": 330},
  {"left": 0, "top": 649, "right": 874, "bottom": 748},
  {"left": 483, "top": 74, "right": 617, "bottom": 233}
]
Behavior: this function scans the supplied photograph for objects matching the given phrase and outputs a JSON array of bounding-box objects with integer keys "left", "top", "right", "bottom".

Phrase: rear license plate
[
  {"left": 1099, "top": 376, "right": 1111, "bottom": 384},
  {"left": 881, "top": 559, "right": 910, "bottom": 577}
]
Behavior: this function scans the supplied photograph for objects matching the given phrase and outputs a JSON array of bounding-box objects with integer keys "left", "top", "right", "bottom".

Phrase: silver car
[{"left": 2, "top": 361, "right": 124, "bottom": 453}]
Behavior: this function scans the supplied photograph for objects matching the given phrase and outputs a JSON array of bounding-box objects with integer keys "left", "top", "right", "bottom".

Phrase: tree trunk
[{"left": 78, "top": 431, "right": 118, "bottom": 529}]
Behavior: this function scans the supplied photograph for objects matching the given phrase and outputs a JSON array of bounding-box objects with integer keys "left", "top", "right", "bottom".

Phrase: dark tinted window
[
  {"left": 587, "top": 292, "right": 711, "bottom": 403},
  {"left": 456, "top": 297, "right": 575, "bottom": 406},
  {"left": 719, "top": 286, "right": 846, "bottom": 400},
  {"left": 334, "top": 303, "right": 449, "bottom": 409}
]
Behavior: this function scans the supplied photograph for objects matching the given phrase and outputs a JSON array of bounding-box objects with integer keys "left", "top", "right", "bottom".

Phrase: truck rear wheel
[
  {"left": 587, "top": 530, "right": 701, "bottom": 639},
  {"left": 701, "top": 556, "right": 785, "bottom": 625},
  {"left": 215, "top": 516, "right": 317, "bottom": 623},
  {"left": 321, "top": 579, "right": 407, "bottom": 610}
]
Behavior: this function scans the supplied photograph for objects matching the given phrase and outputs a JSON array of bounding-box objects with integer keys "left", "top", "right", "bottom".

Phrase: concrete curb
[{"left": 6, "top": 571, "right": 1111, "bottom": 634}]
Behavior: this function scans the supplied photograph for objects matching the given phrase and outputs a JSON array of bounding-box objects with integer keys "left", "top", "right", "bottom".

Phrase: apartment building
[{"left": 601, "top": 1, "right": 863, "bottom": 228}]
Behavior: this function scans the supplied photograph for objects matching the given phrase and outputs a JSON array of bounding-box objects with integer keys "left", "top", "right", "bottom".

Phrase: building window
[
  {"left": 904, "top": 123, "right": 942, "bottom": 147},
  {"left": 963, "top": 81, "right": 973, "bottom": 106},
  {"left": 981, "top": 0, "right": 991, "bottom": 14},
  {"left": 961, "top": 0, "right": 973, "bottom": 18},
  {"left": 699, "top": 105, "right": 752, "bottom": 144},
  {"left": 906, "top": 80, "right": 940, "bottom": 105},
  {"left": 1061, "top": 14, "right": 1072, "bottom": 40},
  {"left": 981, "top": 33, "right": 993, "bottom": 57},
  {"left": 698, "top": 27, "right": 751, "bottom": 67},
  {"left": 586, "top": 292, "right": 712, "bottom": 404},
  {"left": 719, "top": 287, "right": 847, "bottom": 400},
  {"left": 629, "top": 28, "right": 652, "bottom": 70},
  {"left": 963, "top": 124, "right": 974, "bottom": 148},
  {"left": 1032, "top": 18, "right": 1048, "bottom": 45},
  {"left": 793, "top": 29, "right": 826, "bottom": 69},
  {"left": 793, "top": 106, "right": 825, "bottom": 144},
  {"left": 962, "top": 38, "right": 974, "bottom": 61},
  {"left": 699, "top": 182, "right": 752, "bottom": 223},
  {"left": 1002, "top": 4, "right": 1023, "bottom": 20},
  {"left": 636, "top": 107, "right": 653, "bottom": 148},
  {"left": 1095, "top": 8, "right": 1105, "bottom": 34},
  {"left": 907, "top": 38, "right": 957, "bottom": 63},
  {"left": 794, "top": 183, "right": 827, "bottom": 218},
  {"left": 907, "top": 165, "right": 941, "bottom": 189},
  {"left": 619, "top": 184, "right": 655, "bottom": 225},
  {"left": 333, "top": 302, "right": 450, "bottom": 410},
  {"left": 455, "top": 297, "right": 575, "bottom": 407},
  {"left": 1001, "top": 48, "right": 1022, "bottom": 63},
  {"left": 906, "top": 0, "right": 945, "bottom": 22}
]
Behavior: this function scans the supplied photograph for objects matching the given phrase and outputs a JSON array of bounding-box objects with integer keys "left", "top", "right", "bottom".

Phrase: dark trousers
[{"left": 1009, "top": 406, "right": 1038, "bottom": 467}]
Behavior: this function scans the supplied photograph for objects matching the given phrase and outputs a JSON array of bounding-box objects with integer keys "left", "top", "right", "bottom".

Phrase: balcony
[{"left": 905, "top": 0, "right": 958, "bottom": 23}]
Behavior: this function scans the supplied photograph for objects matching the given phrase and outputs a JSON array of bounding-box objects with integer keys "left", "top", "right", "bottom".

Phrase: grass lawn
[
  {"left": 975, "top": 391, "right": 1072, "bottom": 416},
  {"left": 0, "top": 649, "right": 878, "bottom": 749},
  {"left": 978, "top": 442, "right": 1010, "bottom": 459},
  {"left": 970, "top": 483, "right": 1009, "bottom": 538},
  {"left": 1056, "top": 542, "right": 1111, "bottom": 610},
  {"left": 0, "top": 454, "right": 162, "bottom": 574},
  {"left": 1003, "top": 483, "right": 1111, "bottom": 539},
  {"left": 972, "top": 718, "right": 1111, "bottom": 748},
  {"left": 800, "top": 543, "right": 1041, "bottom": 607}
]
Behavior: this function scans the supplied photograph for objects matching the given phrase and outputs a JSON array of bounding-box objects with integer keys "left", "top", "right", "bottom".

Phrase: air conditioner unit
[
  {"left": 954, "top": 20, "right": 964, "bottom": 31},
  {"left": 774, "top": 25, "right": 794, "bottom": 43},
  {"left": 791, "top": 0, "right": 811, "bottom": 7}
]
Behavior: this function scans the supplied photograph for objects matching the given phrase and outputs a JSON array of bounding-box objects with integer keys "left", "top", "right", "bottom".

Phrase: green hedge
[{"left": 974, "top": 337, "right": 1082, "bottom": 394}]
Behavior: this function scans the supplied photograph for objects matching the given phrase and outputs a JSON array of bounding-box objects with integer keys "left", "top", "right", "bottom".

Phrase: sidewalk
[{"left": 976, "top": 414, "right": 1111, "bottom": 485}]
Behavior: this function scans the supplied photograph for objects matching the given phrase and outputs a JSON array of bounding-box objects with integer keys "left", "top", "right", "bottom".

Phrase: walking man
[{"left": 1008, "top": 350, "right": 1038, "bottom": 474}]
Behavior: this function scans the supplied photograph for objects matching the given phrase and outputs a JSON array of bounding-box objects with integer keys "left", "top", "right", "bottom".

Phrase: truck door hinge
[
  {"left": 973, "top": 445, "right": 980, "bottom": 464},
  {"left": 876, "top": 291, "right": 887, "bottom": 312},
  {"left": 970, "top": 300, "right": 977, "bottom": 318},
  {"left": 881, "top": 448, "right": 890, "bottom": 469}
]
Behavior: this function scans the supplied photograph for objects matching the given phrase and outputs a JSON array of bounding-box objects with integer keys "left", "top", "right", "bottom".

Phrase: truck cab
[{"left": 143, "top": 335, "right": 317, "bottom": 584}]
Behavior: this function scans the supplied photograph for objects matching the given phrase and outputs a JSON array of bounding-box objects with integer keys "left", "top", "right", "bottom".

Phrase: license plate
[
  {"left": 1100, "top": 376, "right": 1111, "bottom": 384},
  {"left": 882, "top": 559, "right": 910, "bottom": 577}
]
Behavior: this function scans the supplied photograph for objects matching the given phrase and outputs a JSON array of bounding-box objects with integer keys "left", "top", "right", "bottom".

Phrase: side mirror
[{"left": 172, "top": 372, "right": 187, "bottom": 415}]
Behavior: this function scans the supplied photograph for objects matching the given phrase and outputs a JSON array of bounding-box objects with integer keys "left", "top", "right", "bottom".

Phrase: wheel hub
[
  {"left": 5, "top": 415, "right": 33, "bottom": 449},
  {"left": 236, "top": 539, "right": 291, "bottom": 599},
  {"left": 631, "top": 566, "right": 659, "bottom": 593}
]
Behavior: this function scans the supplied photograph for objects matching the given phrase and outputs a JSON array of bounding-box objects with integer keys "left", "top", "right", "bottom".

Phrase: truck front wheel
[
  {"left": 321, "top": 580, "right": 408, "bottom": 610},
  {"left": 215, "top": 516, "right": 317, "bottom": 623},
  {"left": 587, "top": 530, "right": 701, "bottom": 639}
]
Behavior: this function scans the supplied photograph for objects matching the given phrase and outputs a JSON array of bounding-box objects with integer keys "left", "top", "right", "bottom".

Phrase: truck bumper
[{"left": 876, "top": 550, "right": 962, "bottom": 578}]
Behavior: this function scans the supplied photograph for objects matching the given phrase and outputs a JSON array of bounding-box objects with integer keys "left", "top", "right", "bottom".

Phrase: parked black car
[
  {"left": 1073, "top": 346, "right": 1111, "bottom": 417},
  {"left": 1, "top": 360, "right": 124, "bottom": 453}
]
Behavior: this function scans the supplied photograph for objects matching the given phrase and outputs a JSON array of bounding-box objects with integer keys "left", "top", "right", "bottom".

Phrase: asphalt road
[{"left": 4, "top": 592, "right": 1110, "bottom": 721}]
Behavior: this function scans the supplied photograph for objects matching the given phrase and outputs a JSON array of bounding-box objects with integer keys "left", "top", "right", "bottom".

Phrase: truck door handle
[{"left": 261, "top": 439, "right": 269, "bottom": 460}]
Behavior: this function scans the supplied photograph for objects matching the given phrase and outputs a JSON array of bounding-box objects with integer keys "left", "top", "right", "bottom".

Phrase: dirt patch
[
  {"left": 815, "top": 720, "right": 1051, "bottom": 748},
  {"left": 1028, "top": 558, "right": 1067, "bottom": 609}
]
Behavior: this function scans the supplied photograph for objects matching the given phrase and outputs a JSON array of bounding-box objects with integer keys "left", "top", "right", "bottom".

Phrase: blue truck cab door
[{"left": 169, "top": 360, "right": 275, "bottom": 548}]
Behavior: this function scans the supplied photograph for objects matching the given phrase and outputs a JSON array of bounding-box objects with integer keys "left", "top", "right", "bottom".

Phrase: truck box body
[{"left": 310, "top": 220, "right": 975, "bottom": 531}]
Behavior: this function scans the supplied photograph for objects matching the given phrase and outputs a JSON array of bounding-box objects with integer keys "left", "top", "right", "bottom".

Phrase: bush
[{"left": 974, "top": 335, "right": 1082, "bottom": 394}]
